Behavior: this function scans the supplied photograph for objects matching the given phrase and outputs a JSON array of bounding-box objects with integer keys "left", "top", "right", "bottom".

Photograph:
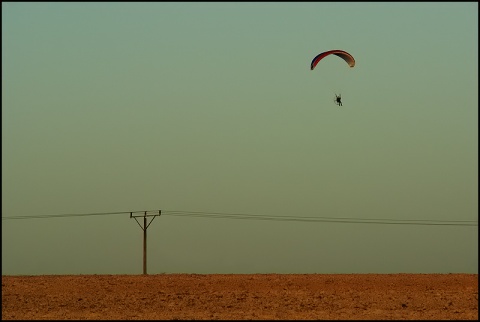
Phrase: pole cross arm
[
  {"left": 130, "top": 210, "right": 161, "bottom": 231},
  {"left": 130, "top": 210, "right": 161, "bottom": 218}
]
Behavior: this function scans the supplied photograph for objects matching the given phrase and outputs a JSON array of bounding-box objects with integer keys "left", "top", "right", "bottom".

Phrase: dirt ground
[{"left": 2, "top": 274, "right": 478, "bottom": 320}]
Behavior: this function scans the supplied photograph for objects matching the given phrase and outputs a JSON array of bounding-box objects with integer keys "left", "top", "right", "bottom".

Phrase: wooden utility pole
[{"left": 130, "top": 210, "right": 161, "bottom": 275}]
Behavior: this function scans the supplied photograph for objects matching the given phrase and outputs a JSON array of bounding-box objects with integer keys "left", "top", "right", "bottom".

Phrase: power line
[
  {"left": 0, "top": 210, "right": 153, "bottom": 220},
  {"left": 161, "top": 211, "right": 478, "bottom": 226},
  {"left": 2, "top": 209, "right": 477, "bottom": 226},
  {"left": 162, "top": 210, "right": 477, "bottom": 223}
]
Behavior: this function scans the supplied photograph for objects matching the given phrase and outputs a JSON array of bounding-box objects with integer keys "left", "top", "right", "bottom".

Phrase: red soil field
[{"left": 2, "top": 274, "right": 478, "bottom": 320}]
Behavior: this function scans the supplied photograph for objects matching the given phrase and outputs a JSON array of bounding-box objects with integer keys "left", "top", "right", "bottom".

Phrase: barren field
[{"left": 2, "top": 274, "right": 478, "bottom": 320}]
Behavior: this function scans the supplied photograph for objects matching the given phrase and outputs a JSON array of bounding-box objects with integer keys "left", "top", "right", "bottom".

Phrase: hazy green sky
[{"left": 2, "top": 2, "right": 478, "bottom": 275}]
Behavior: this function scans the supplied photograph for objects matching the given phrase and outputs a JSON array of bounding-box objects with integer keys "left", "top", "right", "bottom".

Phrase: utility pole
[{"left": 130, "top": 210, "right": 161, "bottom": 275}]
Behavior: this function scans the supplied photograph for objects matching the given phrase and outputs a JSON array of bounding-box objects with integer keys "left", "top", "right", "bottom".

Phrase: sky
[{"left": 2, "top": 2, "right": 478, "bottom": 275}]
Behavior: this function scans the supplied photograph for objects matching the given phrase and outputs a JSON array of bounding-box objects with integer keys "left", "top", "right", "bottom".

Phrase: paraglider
[
  {"left": 334, "top": 94, "right": 342, "bottom": 106},
  {"left": 310, "top": 50, "right": 355, "bottom": 70},
  {"left": 310, "top": 50, "right": 355, "bottom": 106}
]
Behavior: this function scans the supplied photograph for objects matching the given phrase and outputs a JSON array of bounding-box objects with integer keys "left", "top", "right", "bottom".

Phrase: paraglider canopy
[{"left": 310, "top": 50, "right": 355, "bottom": 70}]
